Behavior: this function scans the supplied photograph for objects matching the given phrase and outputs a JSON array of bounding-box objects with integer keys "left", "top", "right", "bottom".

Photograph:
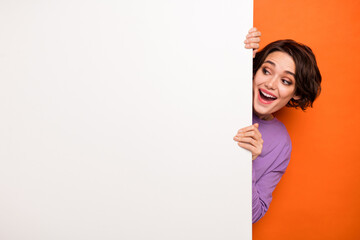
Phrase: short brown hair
[{"left": 253, "top": 39, "right": 322, "bottom": 110}]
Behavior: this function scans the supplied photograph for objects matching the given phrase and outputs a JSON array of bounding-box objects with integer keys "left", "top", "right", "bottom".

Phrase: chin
[
  {"left": 253, "top": 104, "right": 273, "bottom": 118},
  {"left": 253, "top": 96, "right": 273, "bottom": 117}
]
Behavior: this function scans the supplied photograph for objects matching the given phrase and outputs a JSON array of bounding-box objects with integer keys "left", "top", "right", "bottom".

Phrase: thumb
[
  {"left": 253, "top": 49, "right": 258, "bottom": 58},
  {"left": 253, "top": 123, "right": 259, "bottom": 128}
]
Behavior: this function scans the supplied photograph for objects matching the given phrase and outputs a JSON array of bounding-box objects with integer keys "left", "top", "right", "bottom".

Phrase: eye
[
  {"left": 281, "top": 79, "right": 292, "bottom": 85},
  {"left": 262, "top": 68, "right": 270, "bottom": 75}
]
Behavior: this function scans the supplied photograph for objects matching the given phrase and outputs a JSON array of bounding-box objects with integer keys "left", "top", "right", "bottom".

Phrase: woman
[{"left": 234, "top": 28, "right": 322, "bottom": 223}]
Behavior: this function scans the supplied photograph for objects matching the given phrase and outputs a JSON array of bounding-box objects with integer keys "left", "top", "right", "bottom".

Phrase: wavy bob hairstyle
[{"left": 253, "top": 40, "right": 322, "bottom": 110}]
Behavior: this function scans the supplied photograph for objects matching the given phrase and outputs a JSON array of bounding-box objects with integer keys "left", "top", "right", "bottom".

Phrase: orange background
[{"left": 253, "top": 0, "right": 360, "bottom": 239}]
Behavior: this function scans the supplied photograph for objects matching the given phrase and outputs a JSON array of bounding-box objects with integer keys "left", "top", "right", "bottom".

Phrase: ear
[{"left": 292, "top": 95, "right": 301, "bottom": 100}]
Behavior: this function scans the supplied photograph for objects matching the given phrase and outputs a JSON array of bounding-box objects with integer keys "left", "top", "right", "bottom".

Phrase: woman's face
[{"left": 253, "top": 51, "right": 300, "bottom": 119}]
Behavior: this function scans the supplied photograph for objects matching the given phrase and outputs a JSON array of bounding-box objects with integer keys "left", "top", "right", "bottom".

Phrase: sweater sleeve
[{"left": 252, "top": 143, "right": 291, "bottom": 223}]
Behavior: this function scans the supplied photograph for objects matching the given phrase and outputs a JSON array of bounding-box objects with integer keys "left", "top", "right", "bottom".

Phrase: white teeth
[{"left": 260, "top": 90, "right": 276, "bottom": 99}]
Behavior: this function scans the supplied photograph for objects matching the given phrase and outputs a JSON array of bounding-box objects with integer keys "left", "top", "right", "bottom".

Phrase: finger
[
  {"left": 249, "top": 37, "right": 261, "bottom": 43},
  {"left": 245, "top": 44, "right": 252, "bottom": 49},
  {"left": 237, "top": 129, "right": 262, "bottom": 140},
  {"left": 251, "top": 125, "right": 262, "bottom": 139},
  {"left": 247, "top": 43, "right": 260, "bottom": 49},
  {"left": 245, "top": 43, "right": 260, "bottom": 50},
  {"left": 252, "top": 124, "right": 262, "bottom": 136},
  {"left": 235, "top": 131, "right": 255, "bottom": 139},
  {"left": 248, "top": 27, "right": 258, "bottom": 33},
  {"left": 240, "top": 131, "right": 262, "bottom": 140},
  {"left": 238, "top": 142, "right": 256, "bottom": 152},
  {"left": 247, "top": 31, "right": 261, "bottom": 38},
  {"left": 234, "top": 135, "right": 253, "bottom": 142},
  {"left": 237, "top": 124, "right": 257, "bottom": 133},
  {"left": 244, "top": 37, "right": 260, "bottom": 44},
  {"left": 235, "top": 136, "right": 257, "bottom": 146}
]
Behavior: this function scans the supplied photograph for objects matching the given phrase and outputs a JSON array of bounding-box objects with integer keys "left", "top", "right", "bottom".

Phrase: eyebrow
[{"left": 264, "top": 60, "right": 295, "bottom": 77}]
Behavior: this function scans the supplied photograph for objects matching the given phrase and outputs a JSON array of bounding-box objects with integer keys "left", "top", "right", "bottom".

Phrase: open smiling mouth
[{"left": 259, "top": 89, "right": 277, "bottom": 104}]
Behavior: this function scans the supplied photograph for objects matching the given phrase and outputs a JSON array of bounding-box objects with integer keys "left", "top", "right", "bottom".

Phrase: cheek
[
  {"left": 253, "top": 71, "right": 264, "bottom": 86},
  {"left": 278, "top": 85, "right": 296, "bottom": 99}
]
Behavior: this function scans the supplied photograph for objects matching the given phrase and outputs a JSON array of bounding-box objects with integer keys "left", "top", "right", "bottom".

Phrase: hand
[
  {"left": 233, "top": 123, "right": 263, "bottom": 160},
  {"left": 244, "top": 27, "right": 261, "bottom": 58}
]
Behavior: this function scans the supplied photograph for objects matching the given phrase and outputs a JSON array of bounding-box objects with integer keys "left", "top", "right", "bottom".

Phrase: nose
[{"left": 264, "top": 76, "right": 277, "bottom": 90}]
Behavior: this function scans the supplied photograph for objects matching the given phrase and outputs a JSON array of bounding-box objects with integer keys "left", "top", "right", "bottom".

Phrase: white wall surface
[{"left": 0, "top": 0, "right": 253, "bottom": 239}]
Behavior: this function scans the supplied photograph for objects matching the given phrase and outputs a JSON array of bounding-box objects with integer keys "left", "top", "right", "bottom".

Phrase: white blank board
[{"left": 0, "top": 1, "right": 253, "bottom": 239}]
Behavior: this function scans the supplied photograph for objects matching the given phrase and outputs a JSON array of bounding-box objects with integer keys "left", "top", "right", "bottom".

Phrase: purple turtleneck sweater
[{"left": 252, "top": 114, "right": 292, "bottom": 223}]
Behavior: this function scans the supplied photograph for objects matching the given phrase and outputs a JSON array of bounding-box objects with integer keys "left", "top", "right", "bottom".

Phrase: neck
[{"left": 254, "top": 112, "right": 274, "bottom": 121}]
